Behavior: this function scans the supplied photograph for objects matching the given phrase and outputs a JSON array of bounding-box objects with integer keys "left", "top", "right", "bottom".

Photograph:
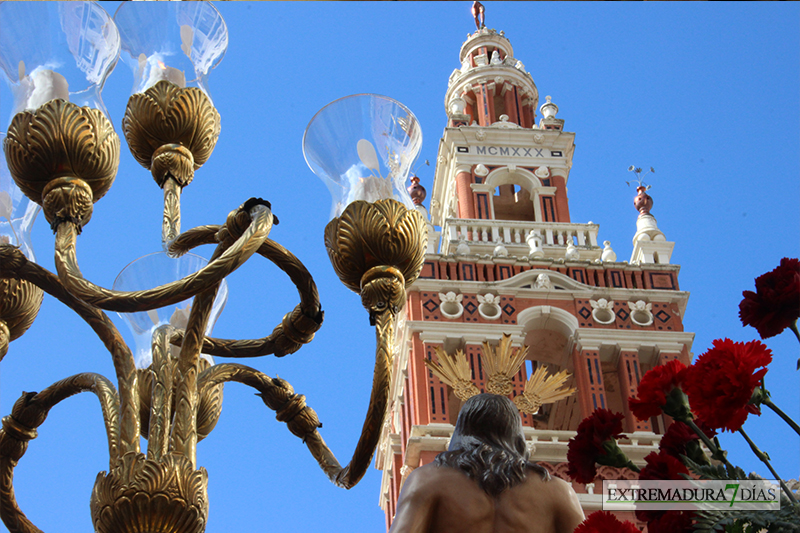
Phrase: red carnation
[
  {"left": 635, "top": 451, "right": 693, "bottom": 527},
  {"left": 638, "top": 450, "right": 690, "bottom": 481},
  {"left": 683, "top": 339, "right": 772, "bottom": 432},
  {"left": 739, "top": 258, "right": 800, "bottom": 339},
  {"left": 659, "top": 420, "right": 716, "bottom": 462},
  {"left": 574, "top": 511, "right": 639, "bottom": 533},
  {"left": 628, "top": 359, "right": 689, "bottom": 422},
  {"left": 646, "top": 510, "right": 694, "bottom": 533},
  {"left": 567, "top": 409, "right": 627, "bottom": 484}
]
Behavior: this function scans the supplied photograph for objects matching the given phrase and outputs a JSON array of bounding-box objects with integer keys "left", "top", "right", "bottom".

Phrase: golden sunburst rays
[
  {"left": 424, "top": 347, "right": 479, "bottom": 401},
  {"left": 513, "top": 366, "right": 576, "bottom": 416},
  {"left": 424, "top": 333, "right": 576, "bottom": 415},
  {"left": 482, "top": 334, "right": 528, "bottom": 396}
]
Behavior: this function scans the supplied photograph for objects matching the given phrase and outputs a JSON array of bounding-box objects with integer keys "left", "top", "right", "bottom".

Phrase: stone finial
[
  {"left": 456, "top": 236, "right": 471, "bottom": 256},
  {"left": 492, "top": 238, "right": 508, "bottom": 257},
  {"left": 526, "top": 229, "right": 544, "bottom": 258},
  {"left": 565, "top": 241, "right": 580, "bottom": 261},
  {"left": 540, "top": 96, "right": 558, "bottom": 119},
  {"left": 601, "top": 241, "right": 617, "bottom": 262}
]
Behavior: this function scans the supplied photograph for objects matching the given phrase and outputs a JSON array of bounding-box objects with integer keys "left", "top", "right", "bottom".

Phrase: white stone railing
[{"left": 441, "top": 218, "right": 599, "bottom": 254}]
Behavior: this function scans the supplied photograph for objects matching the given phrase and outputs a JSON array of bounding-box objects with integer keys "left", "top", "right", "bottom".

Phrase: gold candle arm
[
  {"left": 147, "top": 326, "right": 176, "bottom": 462},
  {"left": 51, "top": 201, "right": 273, "bottom": 313},
  {"left": 0, "top": 246, "right": 140, "bottom": 454},
  {"left": 317, "top": 199, "right": 427, "bottom": 488},
  {"left": 197, "top": 323, "right": 396, "bottom": 491},
  {"left": 170, "top": 278, "right": 221, "bottom": 467},
  {"left": 0, "top": 373, "right": 120, "bottom": 533},
  {"left": 332, "top": 306, "right": 396, "bottom": 488},
  {"left": 168, "top": 226, "right": 323, "bottom": 358},
  {"left": 141, "top": 326, "right": 223, "bottom": 461}
]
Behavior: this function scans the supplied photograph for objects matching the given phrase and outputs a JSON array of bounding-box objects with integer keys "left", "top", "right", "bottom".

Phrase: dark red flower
[
  {"left": 683, "top": 339, "right": 772, "bottom": 432},
  {"left": 633, "top": 451, "right": 693, "bottom": 526},
  {"left": 567, "top": 409, "right": 626, "bottom": 484},
  {"left": 646, "top": 510, "right": 694, "bottom": 533},
  {"left": 739, "top": 258, "right": 800, "bottom": 339},
  {"left": 659, "top": 420, "right": 716, "bottom": 460},
  {"left": 658, "top": 421, "right": 697, "bottom": 458},
  {"left": 574, "top": 511, "right": 640, "bottom": 533},
  {"left": 638, "top": 450, "right": 690, "bottom": 481},
  {"left": 628, "top": 359, "right": 689, "bottom": 421}
]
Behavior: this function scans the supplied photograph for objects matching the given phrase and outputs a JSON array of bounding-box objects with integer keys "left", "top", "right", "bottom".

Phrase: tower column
[
  {"left": 618, "top": 350, "right": 651, "bottom": 432},
  {"left": 455, "top": 165, "right": 476, "bottom": 219},
  {"left": 572, "top": 346, "right": 607, "bottom": 417}
]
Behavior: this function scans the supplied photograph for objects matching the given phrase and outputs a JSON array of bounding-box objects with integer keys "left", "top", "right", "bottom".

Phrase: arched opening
[
  {"left": 516, "top": 306, "right": 580, "bottom": 431},
  {"left": 492, "top": 181, "right": 536, "bottom": 221}
]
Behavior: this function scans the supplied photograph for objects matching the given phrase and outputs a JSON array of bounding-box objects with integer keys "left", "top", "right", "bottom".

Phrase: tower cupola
[{"left": 445, "top": 28, "right": 539, "bottom": 128}]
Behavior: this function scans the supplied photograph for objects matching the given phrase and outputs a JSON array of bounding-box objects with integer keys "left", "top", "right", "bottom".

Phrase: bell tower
[{"left": 375, "top": 20, "right": 694, "bottom": 531}]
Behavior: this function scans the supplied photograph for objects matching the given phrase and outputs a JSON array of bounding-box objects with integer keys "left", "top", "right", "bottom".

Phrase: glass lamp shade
[
  {"left": 0, "top": 132, "right": 40, "bottom": 261},
  {"left": 303, "top": 94, "right": 423, "bottom": 219},
  {"left": 0, "top": 1, "right": 120, "bottom": 122},
  {"left": 113, "top": 252, "right": 228, "bottom": 369},
  {"left": 114, "top": 1, "right": 228, "bottom": 97}
]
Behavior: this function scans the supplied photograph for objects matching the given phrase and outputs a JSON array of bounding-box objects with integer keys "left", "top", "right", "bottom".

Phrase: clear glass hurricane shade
[
  {"left": 0, "top": 1, "right": 120, "bottom": 124},
  {"left": 0, "top": 132, "right": 41, "bottom": 262},
  {"left": 114, "top": 1, "right": 227, "bottom": 97},
  {"left": 303, "top": 94, "right": 423, "bottom": 219},
  {"left": 113, "top": 252, "right": 228, "bottom": 369}
]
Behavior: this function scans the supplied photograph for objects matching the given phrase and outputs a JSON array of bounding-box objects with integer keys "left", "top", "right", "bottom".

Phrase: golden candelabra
[{"left": 0, "top": 76, "right": 425, "bottom": 533}]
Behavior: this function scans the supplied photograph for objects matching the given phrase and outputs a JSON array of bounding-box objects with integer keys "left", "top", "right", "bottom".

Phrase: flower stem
[
  {"left": 738, "top": 428, "right": 798, "bottom": 504},
  {"left": 763, "top": 398, "right": 800, "bottom": 436},
  {"left": 789, "top": 321, "right": 800, "bottom": 343},
  {"left": 685, "top": 418, "right": 735, "bottom": 470},
  {"left": 625, "top": 460, "right": 641, "bottom": 473},
  {"left": 790, "top": 322, "right": 800, "bottom": 370}
]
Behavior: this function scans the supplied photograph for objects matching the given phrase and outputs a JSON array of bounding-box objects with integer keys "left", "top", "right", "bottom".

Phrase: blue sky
[{"left": 1, "top": 2, "right": 798, "bottom": 532}]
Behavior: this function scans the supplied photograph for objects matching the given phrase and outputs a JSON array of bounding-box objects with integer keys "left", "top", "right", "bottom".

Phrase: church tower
[{"left": 375, "top": 21, "right": 693, "bottom": 530}]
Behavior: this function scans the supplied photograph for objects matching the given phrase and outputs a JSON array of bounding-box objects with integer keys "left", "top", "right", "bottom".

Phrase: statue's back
[{"left": 390, "top": 464, "right": 585, "bottom": 533}]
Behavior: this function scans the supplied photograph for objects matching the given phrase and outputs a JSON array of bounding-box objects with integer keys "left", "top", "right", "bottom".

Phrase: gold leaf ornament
[
  {"left": 513, "top": 366, "right": 576, "bottom": 415},
  {"left": 90, "top": 452, "right": 209, "bottom": 533},
  {"left": 123, "top": 81, "right": 221, "bottom": 187},
  {"left": 424, "top": 347, "right": 480, "bottom": 402},
  {"left": 482, "top": 334, "right": 528, "bottom": 396},
  {"left": 3, "top": 99, "right": 119, "bottom": 206},
  {"left": 324, "top": 199, "right": 427, "bottom": 294}
]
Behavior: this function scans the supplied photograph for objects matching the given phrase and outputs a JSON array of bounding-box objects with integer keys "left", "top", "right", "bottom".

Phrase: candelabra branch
[
  {"left": 197, "top": 325, "right": 397, "bottom": 491},
  {"left": 0, "top": 373, "right": 119, "bottom": 533},
  {"left": 199, "top": 363, "right": 322, "bottom": 440},
  {"left": 52, "top": 201, "right": 273, "bottom": 313},
  {"left": 147, "top": 326, "right": 175, "bottom": 462},
  {"left": 333, "top": 306, "right": 397, "bottom": 488},
  {"left": 169, "top": 227, "right": 323, "bottom": 358},
  {"left": 0, "top": 245, "right": 140, "bottom": 455},
  {"left": 170, "top": 278, "right": 220, "bottom": 468},
  {"left": 141, "top": 326, "right": 223, "bottom": 460},
  {"left": 162, "top": 176, "right": 182, "bottom": 246}
]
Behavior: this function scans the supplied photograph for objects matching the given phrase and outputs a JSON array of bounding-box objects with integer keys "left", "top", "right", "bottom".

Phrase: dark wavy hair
[{"left": 434, "top": 393, "right": 549, "bottom": 496}]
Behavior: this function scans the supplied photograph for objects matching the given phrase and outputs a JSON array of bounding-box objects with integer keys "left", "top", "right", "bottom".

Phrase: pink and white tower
[{"left": 375, "top": 24, "right": 693, "bottom": 530}]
